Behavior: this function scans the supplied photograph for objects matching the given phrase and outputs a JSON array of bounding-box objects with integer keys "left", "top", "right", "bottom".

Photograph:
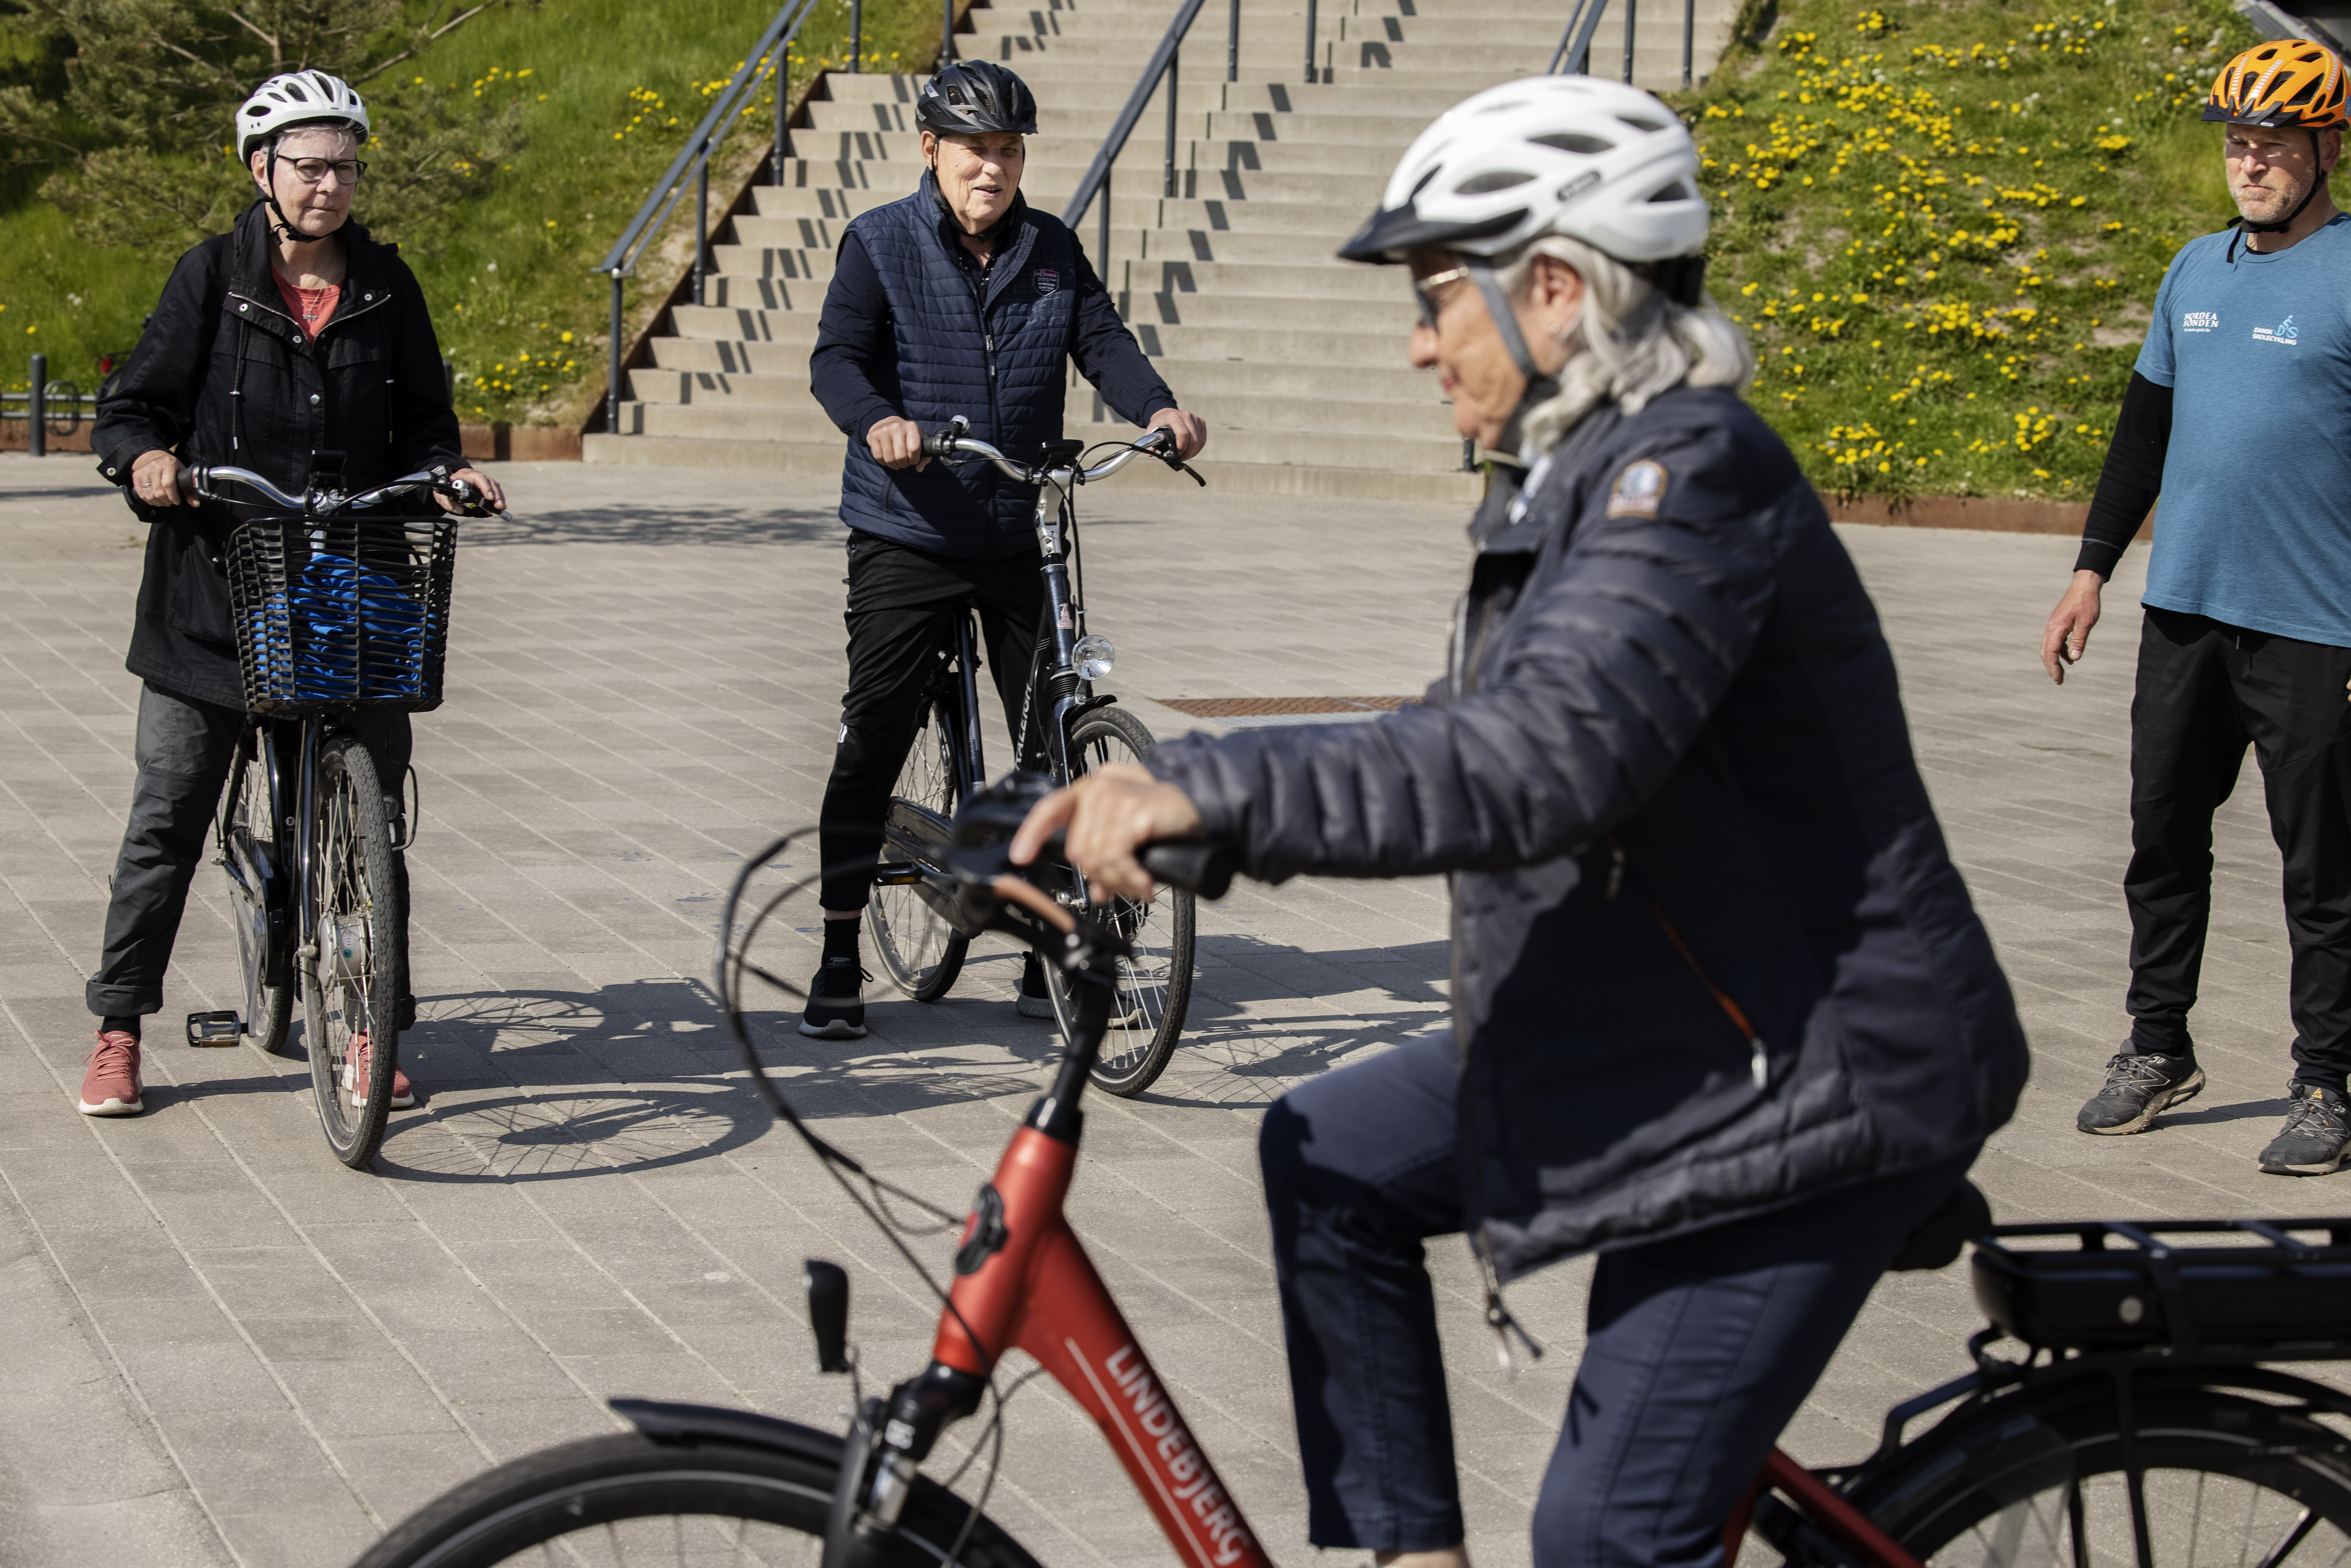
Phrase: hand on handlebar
[
  {"left": 133, "top": 450, "right": 186, "bottom": 508},
  {"left": 1145, "top": 408, "right": 1207, "bottom": 462},
  {"left": 439, "top": 465, "right": 506, "bottom": 516},
  {"left": 868, "top": 414, "right": 932, "bottom": 471},
  {"left": 1010, "top": 764, "right": 1208, "bottom": 903}
]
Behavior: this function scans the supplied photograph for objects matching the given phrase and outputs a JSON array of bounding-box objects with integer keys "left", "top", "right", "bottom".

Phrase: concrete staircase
[{"left": 583, "top": 0, "right": 1741, "bottom": 500}]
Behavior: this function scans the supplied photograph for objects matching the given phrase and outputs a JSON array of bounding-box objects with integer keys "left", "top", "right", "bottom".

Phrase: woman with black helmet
[
  {"left": 1013, "top": 76, "right": 2027, "bottom": 1568},
  {"left": 800, "top": 59, "right": 1206, "bottom": 1039},
  {"left": 76, "top": 71, "right": 500, "bottom": 1119}
]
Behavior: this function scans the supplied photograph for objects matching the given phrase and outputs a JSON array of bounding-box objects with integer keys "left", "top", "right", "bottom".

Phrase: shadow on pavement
[{"left": 457, "top": 503, "right": 840, "bottom": 548}]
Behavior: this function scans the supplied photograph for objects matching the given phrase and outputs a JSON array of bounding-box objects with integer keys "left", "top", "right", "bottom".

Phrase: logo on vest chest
[{"left": 1033, "top": 268, "right": 1059, "bottom": 295}]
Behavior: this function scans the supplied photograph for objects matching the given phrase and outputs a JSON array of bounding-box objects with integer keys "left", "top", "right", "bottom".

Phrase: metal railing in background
[
  {"left": 1550, "top": 0, "right": 1697, "bottom": 85},
  {"left": 591, "top": 0, "right": 823, "bottom": 434},
  {"left": 2, "top": 355, "right": 98, "bottom": 458},
  {"left": 1060, "top": 0, "right": 1206, "bottom": 287}
]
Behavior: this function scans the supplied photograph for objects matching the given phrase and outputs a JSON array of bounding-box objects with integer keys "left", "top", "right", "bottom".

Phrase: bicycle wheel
[
  {"left": 870, "top": 691, "right": 970, "bottom": 1002},
  {"left": 1048, "top": 706, "right": 1196, "bottom": 1097},
  {"left": 353, "top": 1426, "right": 1044, "bottom": 1568},
  {"left": 220, "top": 730, "right": 293, "bottom": 1055},
  {"left": 1837, "top": 1380, "right": 2351, "bottom": 1568},
  {"left": 304, "top": 733, "right": 401, "bottom": 1169}
]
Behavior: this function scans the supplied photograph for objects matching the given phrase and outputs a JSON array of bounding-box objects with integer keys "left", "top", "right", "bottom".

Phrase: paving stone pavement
[{"left": 0, "top": 451, "right": 2338, "bottom": 1568}]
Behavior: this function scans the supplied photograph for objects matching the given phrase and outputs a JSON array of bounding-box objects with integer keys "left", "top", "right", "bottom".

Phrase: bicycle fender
[{"left": 610, "top": 1398, "right": 845, "bottom": 1464}]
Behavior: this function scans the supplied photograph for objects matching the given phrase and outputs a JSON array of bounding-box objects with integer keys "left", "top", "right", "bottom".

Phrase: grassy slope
[
  {"left": 1681, "top": 0, "right": 2276, "bottom": 502},
  {"left": 0, "top": 0, "right": 943, "bottom": 423}
]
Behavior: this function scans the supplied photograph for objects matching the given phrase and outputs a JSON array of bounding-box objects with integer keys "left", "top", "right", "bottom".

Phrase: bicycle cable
[{"left": 714, "top": 830, "right": 1023, "bottom": 1563}]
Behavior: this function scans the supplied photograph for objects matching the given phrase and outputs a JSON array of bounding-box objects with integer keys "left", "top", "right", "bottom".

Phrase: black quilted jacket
[{"left": 1145, "top": 386, "right": 2028, "bottom": 1279}]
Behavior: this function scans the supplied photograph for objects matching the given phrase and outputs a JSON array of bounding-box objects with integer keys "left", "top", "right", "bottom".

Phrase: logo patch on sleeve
[
  {"left": 1033, "top": 268, "right": 1060, "bottom": 295},
  {"left": 1606, "top": 459, "right": 1668, "bottom": 518}
]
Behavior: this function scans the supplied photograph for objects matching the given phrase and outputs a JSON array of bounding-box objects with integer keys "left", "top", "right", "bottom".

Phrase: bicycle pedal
[{"left": 185, "top": 1010, "right": 242, "bottom": 1046}]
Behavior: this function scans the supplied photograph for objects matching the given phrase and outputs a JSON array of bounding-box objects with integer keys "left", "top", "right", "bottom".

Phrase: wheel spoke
[{"left": 2254, "top": 1509, "right": 2322, "bottom": 1568}]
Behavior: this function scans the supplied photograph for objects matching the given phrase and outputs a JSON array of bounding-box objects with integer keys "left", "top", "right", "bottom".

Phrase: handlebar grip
[
  {"left": 922, "top": 430, "right": 957, "bottom": 458},
  {"left": 1140, "top": 840, "right": 1234, "bottom": 900}
]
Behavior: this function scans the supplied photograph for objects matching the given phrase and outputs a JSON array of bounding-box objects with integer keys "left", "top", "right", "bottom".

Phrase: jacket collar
[
  {"left": 920, "top": 171, "right": 1037, "bottom": 306},
  {"left": 226, "top": 199, "right": 397, "bottom": 336}
]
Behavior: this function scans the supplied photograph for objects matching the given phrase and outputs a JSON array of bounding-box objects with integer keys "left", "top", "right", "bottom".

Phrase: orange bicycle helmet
[{"left": 2204, "top": 38, "right": 2349, "bottom": 128}]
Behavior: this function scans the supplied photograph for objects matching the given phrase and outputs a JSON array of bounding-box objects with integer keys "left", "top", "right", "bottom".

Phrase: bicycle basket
[
  {"left": 1972, "top": 1218, "right": 2351, "bottom": 1354},
  {"left": 226, "top": 515, "right": 457, "bottom": 716}
]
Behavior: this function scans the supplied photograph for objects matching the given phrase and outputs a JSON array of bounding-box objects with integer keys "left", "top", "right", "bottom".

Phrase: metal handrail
[
  {"left": 1060, "top": 0, "right": 1206, "bottom": 286},
  {"left": 592, "top": 0, "right": 823, "bottom": 433},
  {"left": 1552, "top": 0, "right": 1698, "bottom": 85}
]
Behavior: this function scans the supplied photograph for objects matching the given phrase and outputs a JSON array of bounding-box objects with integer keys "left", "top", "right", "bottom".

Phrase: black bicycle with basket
[{"left": 180, "top": 453, "right": 499, "bottom": 1169}]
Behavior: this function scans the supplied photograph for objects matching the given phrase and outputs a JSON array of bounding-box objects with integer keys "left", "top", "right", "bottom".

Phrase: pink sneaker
[
  {"left": 77, "top": 1030, "right": 144, "bottom": 1116},
  {"left": 343, "top": 1032, "right": 416, "bottom": 1110}
]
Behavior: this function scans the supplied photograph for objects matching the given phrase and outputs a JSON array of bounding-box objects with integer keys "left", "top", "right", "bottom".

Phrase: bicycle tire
[
  {"left": 305, "top": 734, "right": 400, "bottom": 1169},
  {"left": 221, "top": 731, "right": 293, "bottom": 1055},
  {"left": 352, "top": 1426, "right": 1045, "bottom": 1568},
  {"left": 871, "top": 691, "right": 970, "bottom": 1003},
  {"left": 1048, "top": 706, "right": 1196, "bottom": 1097},
  {"left": 1827, "top": 1378, "right": 2351, "bottom": 1568}
]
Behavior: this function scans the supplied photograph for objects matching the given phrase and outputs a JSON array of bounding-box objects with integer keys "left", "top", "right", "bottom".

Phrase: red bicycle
[{"left": 358, "top": 777, "right": 2351, "bottom": 1568}]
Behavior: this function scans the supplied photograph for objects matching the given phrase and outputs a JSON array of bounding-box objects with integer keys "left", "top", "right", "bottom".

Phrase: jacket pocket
[{"left": 166, "top": 533, "right": 238, "bottom": 648}]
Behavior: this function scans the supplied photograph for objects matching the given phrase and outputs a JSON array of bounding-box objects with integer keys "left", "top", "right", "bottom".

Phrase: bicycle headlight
[{"left": 1073, "top": 634, "right": 1115, "bottom": 682}]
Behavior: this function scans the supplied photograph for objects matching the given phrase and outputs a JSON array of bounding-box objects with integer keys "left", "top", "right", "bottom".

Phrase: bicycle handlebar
[
  {"left": 1137, "top": 839, "right": 1235, "bottom": 900},
  {"left": 921, "top": 417, "right": 1206, "bottom": 488},
  {"left": 180, "top": 463, "right": 511, "bottom": 519}
]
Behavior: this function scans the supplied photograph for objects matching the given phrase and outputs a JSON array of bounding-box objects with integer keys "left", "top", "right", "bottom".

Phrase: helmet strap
[{"left": 1467, "top": 257, "right": 1561, "bottom": 456}]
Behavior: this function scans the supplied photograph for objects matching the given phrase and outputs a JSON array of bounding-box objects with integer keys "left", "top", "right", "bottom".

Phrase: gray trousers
[{"left": 87, "top": 683, "right": 412, "bottom": 1020}]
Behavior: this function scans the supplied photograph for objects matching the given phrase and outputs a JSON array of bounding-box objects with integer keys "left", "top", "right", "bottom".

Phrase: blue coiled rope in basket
[{"left": 226, "top": 516, "right": 459, "bottom": 716}]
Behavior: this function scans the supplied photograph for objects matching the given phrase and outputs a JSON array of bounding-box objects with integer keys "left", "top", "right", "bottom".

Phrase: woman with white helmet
[
  {"left": 1014, "top": 77, "right": 2026, "bottom": 1567},
  {"left": 77, "top": 72, "right": 502, "bottom": 1122}
]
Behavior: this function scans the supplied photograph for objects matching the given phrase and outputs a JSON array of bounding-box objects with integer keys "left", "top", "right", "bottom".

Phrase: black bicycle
[
  {"left": 867, "top": 421, "right": 1205, "bottom": 1097},
  {"left": 182, "top": 457, "right": 497, "bottom": 1168}
]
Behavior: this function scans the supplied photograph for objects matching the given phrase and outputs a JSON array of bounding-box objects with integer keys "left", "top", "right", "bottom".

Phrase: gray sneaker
[
  {"left": 2258, "top": 1083, "right": 2351, "bottom": 1176},
  {"left": 2077, "top": 1051, "right": 2205, "bottom": 1135},
  {"left": 1016, "top": 951, "right": 1056, "bottom": 1020}
]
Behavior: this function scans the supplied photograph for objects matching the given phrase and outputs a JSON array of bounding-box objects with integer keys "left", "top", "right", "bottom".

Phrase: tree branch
[{"left": 352, "top": 1, "right": 500, "bottom": 84}]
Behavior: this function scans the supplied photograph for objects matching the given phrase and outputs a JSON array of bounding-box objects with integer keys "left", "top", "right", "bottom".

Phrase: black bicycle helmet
[{"left": 916, "top": 60, "right": 1039, "bottom": 135}]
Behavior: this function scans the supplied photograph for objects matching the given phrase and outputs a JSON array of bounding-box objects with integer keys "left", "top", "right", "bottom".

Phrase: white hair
[{"left": 1492, "top": 234, "right": 1753, "bottom": 453}]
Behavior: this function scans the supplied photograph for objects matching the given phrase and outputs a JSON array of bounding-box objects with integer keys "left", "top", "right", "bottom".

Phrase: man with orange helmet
[{"left": 2042, "top": 38, "right": 2351, "bottom": 1175}]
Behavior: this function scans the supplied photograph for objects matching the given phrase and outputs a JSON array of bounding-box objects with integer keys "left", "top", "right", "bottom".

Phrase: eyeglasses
[
  {"left": 1412, "top": 264, "right": 1473, "bottom": 331},
  {"left": 278, "top": 157, "right": 367, "bottom": 186}
]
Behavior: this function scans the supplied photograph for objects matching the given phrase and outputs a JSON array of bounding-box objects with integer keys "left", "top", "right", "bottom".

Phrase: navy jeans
[{"left": 1259, "top": 1032, "right": 1971, "bottom": 1568}]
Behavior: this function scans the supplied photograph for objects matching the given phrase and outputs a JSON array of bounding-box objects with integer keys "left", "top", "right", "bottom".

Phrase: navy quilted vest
[{"left": 838, "top": 175, "right": 1079, "bottom": 558}]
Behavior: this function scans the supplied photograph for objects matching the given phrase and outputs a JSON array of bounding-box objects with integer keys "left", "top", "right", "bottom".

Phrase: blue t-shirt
[{"left": 2137, "top": 214, "right": 2351, "bottom": 648}]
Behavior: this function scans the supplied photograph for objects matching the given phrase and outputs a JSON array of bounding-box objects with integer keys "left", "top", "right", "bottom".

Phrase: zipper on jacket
[{"left": 1475, "top": 1231, "right": 1546, "bottom": 1379}]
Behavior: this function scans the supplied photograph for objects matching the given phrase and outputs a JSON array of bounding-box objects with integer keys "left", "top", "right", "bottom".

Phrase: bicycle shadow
[
  {"left": 372, "top": 975, "right": 1078, "bottom": 1183},
  {"left": 456, "top": 501, "right": 841, "bottom": 549}
]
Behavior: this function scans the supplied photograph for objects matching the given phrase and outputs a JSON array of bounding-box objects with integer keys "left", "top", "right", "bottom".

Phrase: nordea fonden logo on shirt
[
  {"left": 2183, "top": 310, "right": 2221, "bottom": 333},
  {"left": 2253, "top": 314, "right": 2301, "bottom": 346}
]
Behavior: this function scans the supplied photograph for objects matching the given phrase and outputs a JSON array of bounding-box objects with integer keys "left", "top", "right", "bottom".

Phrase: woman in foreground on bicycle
[
  {"left": 79, "top": 70, "right": 501, "bottom": 1118},
  {"left": 1016, "top": 77, "right": 2030, "bottom": 1568}
]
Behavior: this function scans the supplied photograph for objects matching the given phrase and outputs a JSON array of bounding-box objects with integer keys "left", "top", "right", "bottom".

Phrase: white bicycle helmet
[
  {"left": 236, "top": 71, "right": 371, "bottom": 164},
  {"left": 1340, "top": 76, "right": 1708, "bottom": 281}
]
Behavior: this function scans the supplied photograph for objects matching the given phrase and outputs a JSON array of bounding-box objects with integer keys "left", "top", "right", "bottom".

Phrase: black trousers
[
  {"left": 87, "top": 682, "right": 412, "bottom": 1020},
  {"left": 2126, "top": 606, "right": 2351, "bottom": 1087},
  {"left": 817, "top": 531, "right": 1047, "bottom": 912},
  {"left": 1259, "top": 1032, "right": 1972, "bottom": 1566}
]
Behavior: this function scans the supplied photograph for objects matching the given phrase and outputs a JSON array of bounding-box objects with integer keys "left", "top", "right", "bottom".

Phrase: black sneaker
[
  {"left": 2259, "top": 1083, "right": 2351, "bottom": 1176},
  {"left": 799, "top": 958, "right": 869, "bottom": 1039},
  {"left": 2077, "top": 1051, "right": 2205, "bottom": 1134},
  {"left": 1016, "top": 951, "right": 1055, "bottom": 1020}
]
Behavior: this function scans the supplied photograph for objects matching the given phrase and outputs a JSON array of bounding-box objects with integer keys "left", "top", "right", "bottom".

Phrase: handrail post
[
  {"left": 1227, "top": 0, "right": 1239, "bottom": 82},
  {"left": 1304, "top": 0, "right": 1318, "bottom": 83},
  {"left": 785, "top": 47, "right": 804, "bottom": 184},
  {"left": 941, "top": 0, "right": 955, "bottom": 67},
  {"left": 606, "top": 271, "right": 624, "bottom": 436},
  {"left": 851, "top": 0, "right": 862, "bottom": 70},
  {"left": 1682, "top": 0, "right": 1694, "bottom": 86},
  {"left": 1100, "top": 165, "right": 1112, "bottom": 285},
  {"left": 28, "top": 352, "right": 44, "bottom": 459},
  {"left": 1164, "top": 46, "right": 1180, "bottom": 197},
  {"left": 1622, "top": 0, "right": 1637, "bottom": 83},
  {"left": 694, "top": 145, "right": 711, "bottom": 307}
]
